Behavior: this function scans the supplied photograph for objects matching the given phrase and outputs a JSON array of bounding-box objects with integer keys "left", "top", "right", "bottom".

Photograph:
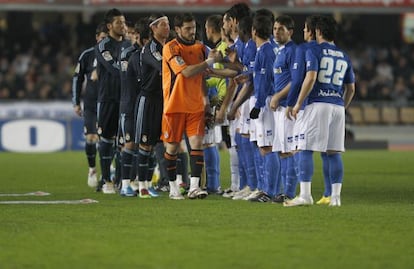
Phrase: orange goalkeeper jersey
[{"left": 162, "top": 38, "right": 206, "bottom": 114}]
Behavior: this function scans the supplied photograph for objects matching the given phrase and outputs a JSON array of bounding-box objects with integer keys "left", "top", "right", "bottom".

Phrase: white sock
[
  {"left": 229, "top": 147, "right": 240, "bottom": 191},
  {"left": 176, "top": 174, "right": 183, "bottom": 186},
  {"left": 331, "top": 183, "right": 342, "bottom": 197},
  {"left": 300, "top": 182, "right": 311, "bottom": 198},
  {"left": 190, "top": 177, "right": 200, "bottom": 191},
  {"left": 169, "top": 181, "right": 178, "bottom": 194},
  {"left": 138, "top": 181, "right": 146, "bottom": 191},
  {"left": 121, "top": 179, "right": 130, "bottom": 189}
]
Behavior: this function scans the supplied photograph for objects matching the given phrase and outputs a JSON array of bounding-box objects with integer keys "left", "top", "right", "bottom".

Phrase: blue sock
[
  {"left": 320, "top": 152, "right": 332, "bottom": 196},
  {"left": 242, "top": 138, "right": 257, "bottom": 190},
  {"left": 204, "top": 145, "right": 220, "bottom": 191},
  {"left": 298, "top": 150, "right": 314, "bottom": 182},
  {"left": 327, "top": 153, "right": 343, "bottom": 184},
  {"left": 264, "top": 152, "right": 280, "bottom": 197},
  {"left": 285, "top": 155, "right": 298, "bottom": 198},
  {"left": 235, "top": 133, "right": 247, "bottom": 189},
  {"left": 280, "top": 158, "right": 287, "bottom": 194},
  {"left": 253, "top": 144, "right": 264, "bottom": 191}
]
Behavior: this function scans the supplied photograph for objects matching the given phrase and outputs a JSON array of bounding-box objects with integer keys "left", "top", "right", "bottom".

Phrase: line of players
[{"left": 72, "top": 4, "right": 355, "bottom": 206}]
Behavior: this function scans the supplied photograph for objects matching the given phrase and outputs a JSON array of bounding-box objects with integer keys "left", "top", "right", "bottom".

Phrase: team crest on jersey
[
  {"left": 175, "top": 56, "right": 185, "bottom": 66},
  {"left": 142, "top": 135, "right": 147, "bottom": 143},
  {"left": 121, "top": 61, "right": 128, "bottom": 72},
  {"left": 274, "top": 67, "right": 282, "bottom": 74},
  {"left": 74, "top": 63, "right": 80, "bottom": 73},
  {"left": 102, "top": 51, "right": 113, "bottom": 61},
  {"left": 152, "top": 51, "right": 162, "bottom": 61},
  {"left": 97, "top": 127, "right": 102, "bottom": 135}
]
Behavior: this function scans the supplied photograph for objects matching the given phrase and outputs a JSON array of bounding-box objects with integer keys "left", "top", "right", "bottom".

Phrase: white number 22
[{"left": 318, "top": 57, "right": 348, "bottom": 86}]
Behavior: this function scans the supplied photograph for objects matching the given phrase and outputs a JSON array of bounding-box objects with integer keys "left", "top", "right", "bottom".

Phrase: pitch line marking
[
  {"left": 0, "top": 191, "right": 51, "bottom": 197},
  {"left": 0, "top": 199, "right": 98, "bottom": 205}
]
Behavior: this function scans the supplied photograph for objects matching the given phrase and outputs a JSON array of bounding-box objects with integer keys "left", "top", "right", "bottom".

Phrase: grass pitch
[{"left": 0, "top": 150, "right": 413, "bottom": 269}]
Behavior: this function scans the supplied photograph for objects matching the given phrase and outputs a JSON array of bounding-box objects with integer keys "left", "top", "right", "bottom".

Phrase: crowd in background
[{"left": 0, "top": 14, "right": 413, "bottom": 106}]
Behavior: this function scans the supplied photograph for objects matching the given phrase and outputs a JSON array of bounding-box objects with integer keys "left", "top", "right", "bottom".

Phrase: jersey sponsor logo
[
  {"left": 175, "top": 56, "right": 185, "bottom": 66},
  {"left": 102, "top": 51, "right": 113, "bottom": 61}
]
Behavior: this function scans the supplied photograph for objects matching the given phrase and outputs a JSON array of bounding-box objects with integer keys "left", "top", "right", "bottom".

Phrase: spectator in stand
[{"left": 392, "top": 76, "right": 411, "bottom": 106}]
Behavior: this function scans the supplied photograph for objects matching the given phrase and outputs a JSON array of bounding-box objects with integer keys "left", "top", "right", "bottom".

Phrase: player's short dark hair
[
  {"left": 206, "top": 14, "right": 223, "bottom": 34},
  {"left": 224, "top": 3, "right": 251, "bottom": 22},
  {"left": 252, "top": 15, "right": 272, "bottom": 40},
  {"left": 275, "top": 15, "right": 295, "bottom": 31},
  {"left": 135, "top": 17, "right": 150, "bottom": 41},
  {"left": 174, "top": 13, "right": 195, "bottom": 28},
  {"left": 316, "top": 15, "right": 337, "bottom": 41},
  {"left": 254, "top": 8, "right": 274, "bottom": 25},
  {"left": 95, "top": 22, "right": 108, "bottom": 35},
  {"left": 305, "top": 14, "right": 321, "bottom": 39},
  {"left": 238, "top": 15, "right": 253, "bottom": 38},
  {"left": 104, "top": 8, "right": 123, "bottom": 24}
]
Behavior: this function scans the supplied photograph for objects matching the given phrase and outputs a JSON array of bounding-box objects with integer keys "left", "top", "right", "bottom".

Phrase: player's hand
[
  {"left": 215, "top": 107, "right": 225, "bottom": 124},
  {"left": 91, "top": 70, "right": 98, "bottom": 81},
  {"left": 74, "top": 105, "right": 82, "bottom": 117},
  {"left": 225, "top": 47, "right": 237, "bottom": 63},
  {"left": 249, "top": 107, "right": 260, "bottom": 119},
  {"left": 227, "top": 107, "right": 236, "bottom": 121},
  {"left": 285, "top": 106, "right": 294, "bottom": 121},
  {"left": 269, "top": 95, "right": 280, "bottom": 111},
  {"left": 292, "top": 104, "right": 300, "bottom": 120},
  {"left": 234, "top": 73, "right": 249, "bottom": 85},
  {"left": 208, "top": 49, "right": 222, "bottom": 63}
]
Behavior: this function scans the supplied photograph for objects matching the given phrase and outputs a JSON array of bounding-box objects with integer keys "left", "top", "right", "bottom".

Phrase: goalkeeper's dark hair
[{"left": 174, "top": 13, "right": 195, "bottom": 28}]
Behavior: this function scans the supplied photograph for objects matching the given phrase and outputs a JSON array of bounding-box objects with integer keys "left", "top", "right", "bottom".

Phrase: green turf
[{"left": 0, "top": 150, "right": 413, "bottom": 269}]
